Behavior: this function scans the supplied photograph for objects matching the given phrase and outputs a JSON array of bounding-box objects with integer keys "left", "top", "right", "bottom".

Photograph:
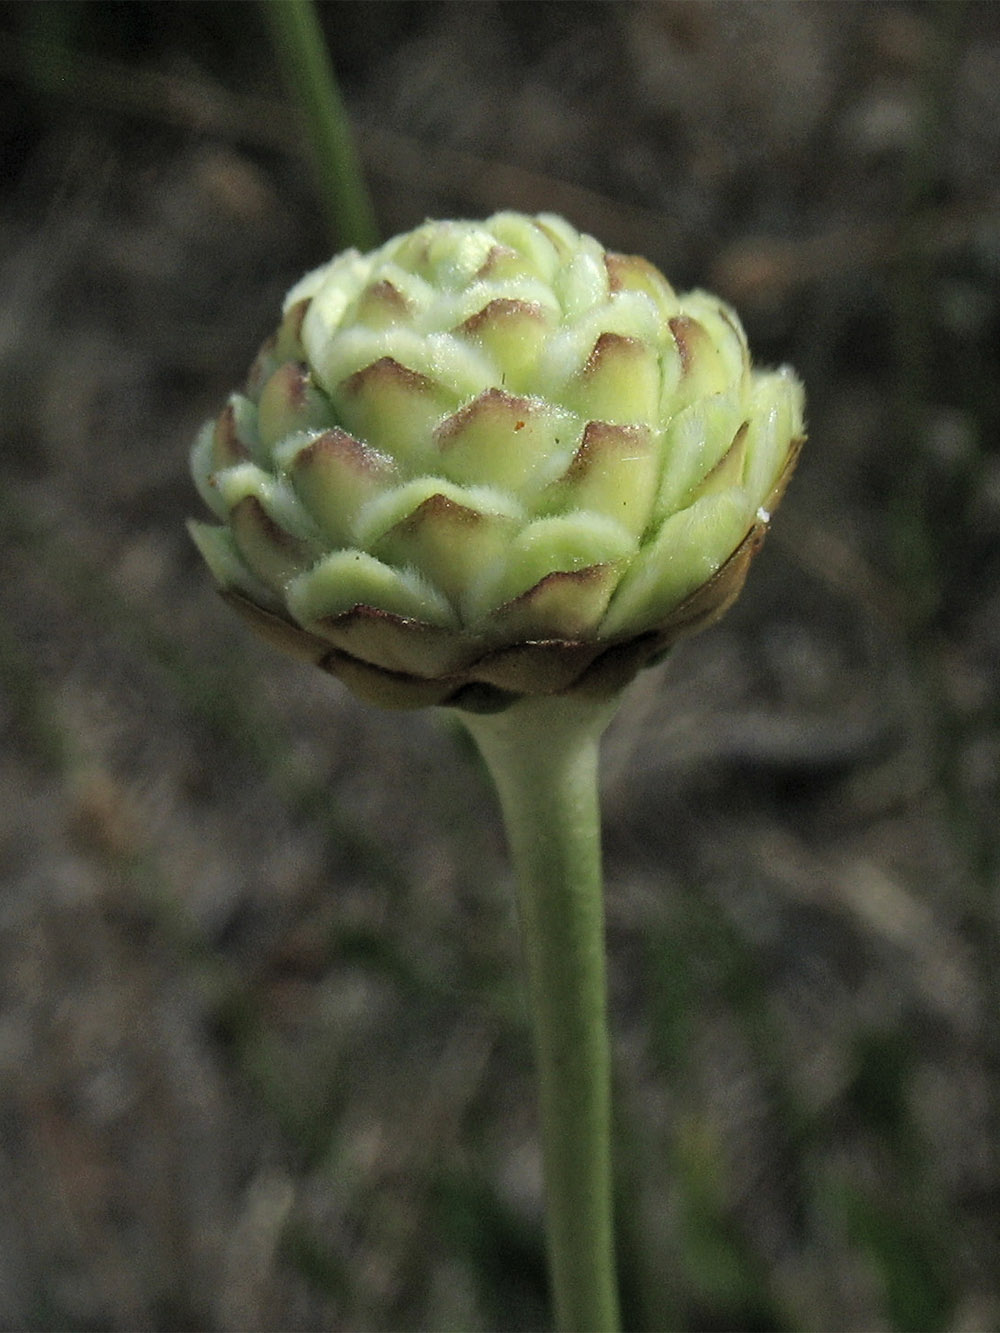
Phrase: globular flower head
[{"left": 189, "top": 212, "right": 804, "bottom": 711}]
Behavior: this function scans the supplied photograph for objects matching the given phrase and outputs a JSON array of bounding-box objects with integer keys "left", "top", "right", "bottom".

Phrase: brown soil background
[{"left": 1, "top": 3, "right": 999, "bottom": 1329}]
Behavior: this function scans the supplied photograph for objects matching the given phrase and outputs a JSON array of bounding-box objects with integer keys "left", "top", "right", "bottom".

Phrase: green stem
[
  {"left": 262, "top": 0, "right": 378, "bottom": 251},
  {"left": 460, "top": 694, "right": 622, "bottom": 1333}
]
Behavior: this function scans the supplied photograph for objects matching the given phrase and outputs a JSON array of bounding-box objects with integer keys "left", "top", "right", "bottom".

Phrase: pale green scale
[
  {"left": 366, "top": 481, "right": 525, "bottom": 618},
  {"left": 313, "top": 325, "right": 491, "bottom": 407},
  {"left": 187, "top": 521, "right": 279, "bottom": 608},
  {"left": 370, "top": 261, "right": 435, "bottom": 310},
  {"left": 605, "top": 289, "right": 676, "bottom": 349},
  {"left": 228, "top": 394, "right": 263, "bottom": 458},
  {"left": 308, "top": 324, "right": 417, "bottom": 393},
  {"left": 538, "top": 296, "right": 666, "bottom": 401},
  {"left": 490, "top": 214, "right": 562, "bottom": 282},
  {"left": 274, "top": 431, "right": 398, "bottom": 549},
  {"left": 281, "top": 254, "right": 341, "bottom": 313},
  {"left": 190, "top": 421, "right": 226, "bottom": 518},
  {"left": 256, "top": 367, "right": 334, "bottom": 457},
  {"left": 678, "top": 291, "right": 751, "bottom": 390},
  {"left": 548, "top": 428, "right": 661, "bottom": 538},
  {"left": 741, "top": 371, "right": 804, "bottom": 499},
  {"left": 354, "top": 477, "right": 524, "bottom": 551},
  {"left": 436, "top": 398, "right": 580, "bottom": 497},
  {"left": 654, "top": 393, "right": 746, "bottom": 520},
  {"left": 214, "top": 464, "right": 324, "bottom": 547},
  {"left": 425, "top": 225, "right": 499, "bottom": 289},
  {"left": 428, "top": 277, "right": 561, "bottom": 334},
  {"left": 600, "top": 489, "right": 755, "bottom": 639},
  {"left": 287, "top": 549, "right": 458, "bottom": 629},
  {"left": 489, "top": 512, "right": 637, "bottom": 610},
  {"left": 572, "top": 336, "right": 662, "bottom": 426},
  {"left": 421, "top": 333, "right": 498, "bottom": 401},
  {"left": 534, "top": 212, "right": 587, "bottom": 257},
  {"left": 656, "top": 337, "right": 685, "bottom": 419},
  {"left": 298, "top": 250, "right": 372, "bottom": 352},
  {"left": 556, "top": 243, "right": 609, "bottom": 323}
]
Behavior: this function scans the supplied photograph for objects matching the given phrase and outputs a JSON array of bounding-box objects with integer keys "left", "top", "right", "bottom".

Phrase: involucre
[{"left": 190, "top": 212, "right": 804, "bottom": 710}]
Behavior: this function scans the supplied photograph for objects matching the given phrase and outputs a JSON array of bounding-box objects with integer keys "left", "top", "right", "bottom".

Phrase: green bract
[{"left": 190, "top": 212, "right": 804, "bottom": 710}]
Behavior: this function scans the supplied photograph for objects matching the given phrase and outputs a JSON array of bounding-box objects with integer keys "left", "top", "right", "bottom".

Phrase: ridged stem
[
  {"left": 460, "top": 694, "right": 621, "bottom": 1333},
  {"left": 261, "top": 0, "right": 378, "bottom": 251}
]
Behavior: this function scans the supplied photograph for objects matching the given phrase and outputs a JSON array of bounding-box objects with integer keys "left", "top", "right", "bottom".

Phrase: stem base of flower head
[{"left": 459, "top": 694, "right": 622, "bottom": 1333}]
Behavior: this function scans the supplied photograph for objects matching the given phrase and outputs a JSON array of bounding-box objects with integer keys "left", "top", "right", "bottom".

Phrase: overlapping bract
[{"left": 189, "top": 212, "right": 804, "bottom": 710}]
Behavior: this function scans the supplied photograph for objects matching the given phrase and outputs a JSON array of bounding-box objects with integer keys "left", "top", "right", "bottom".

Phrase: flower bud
[{"left": 190, "top": 213, "right": 804, "bottom": 711}]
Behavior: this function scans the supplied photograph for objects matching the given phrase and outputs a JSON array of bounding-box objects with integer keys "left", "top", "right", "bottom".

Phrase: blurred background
[{"left": 1, "top": 1, "right": 999, "bottom": 1328}]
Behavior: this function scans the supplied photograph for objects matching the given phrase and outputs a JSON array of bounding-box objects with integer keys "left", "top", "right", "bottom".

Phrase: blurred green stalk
[{"left": 262, "top": 0, "right": 378, "bottom": 250}]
